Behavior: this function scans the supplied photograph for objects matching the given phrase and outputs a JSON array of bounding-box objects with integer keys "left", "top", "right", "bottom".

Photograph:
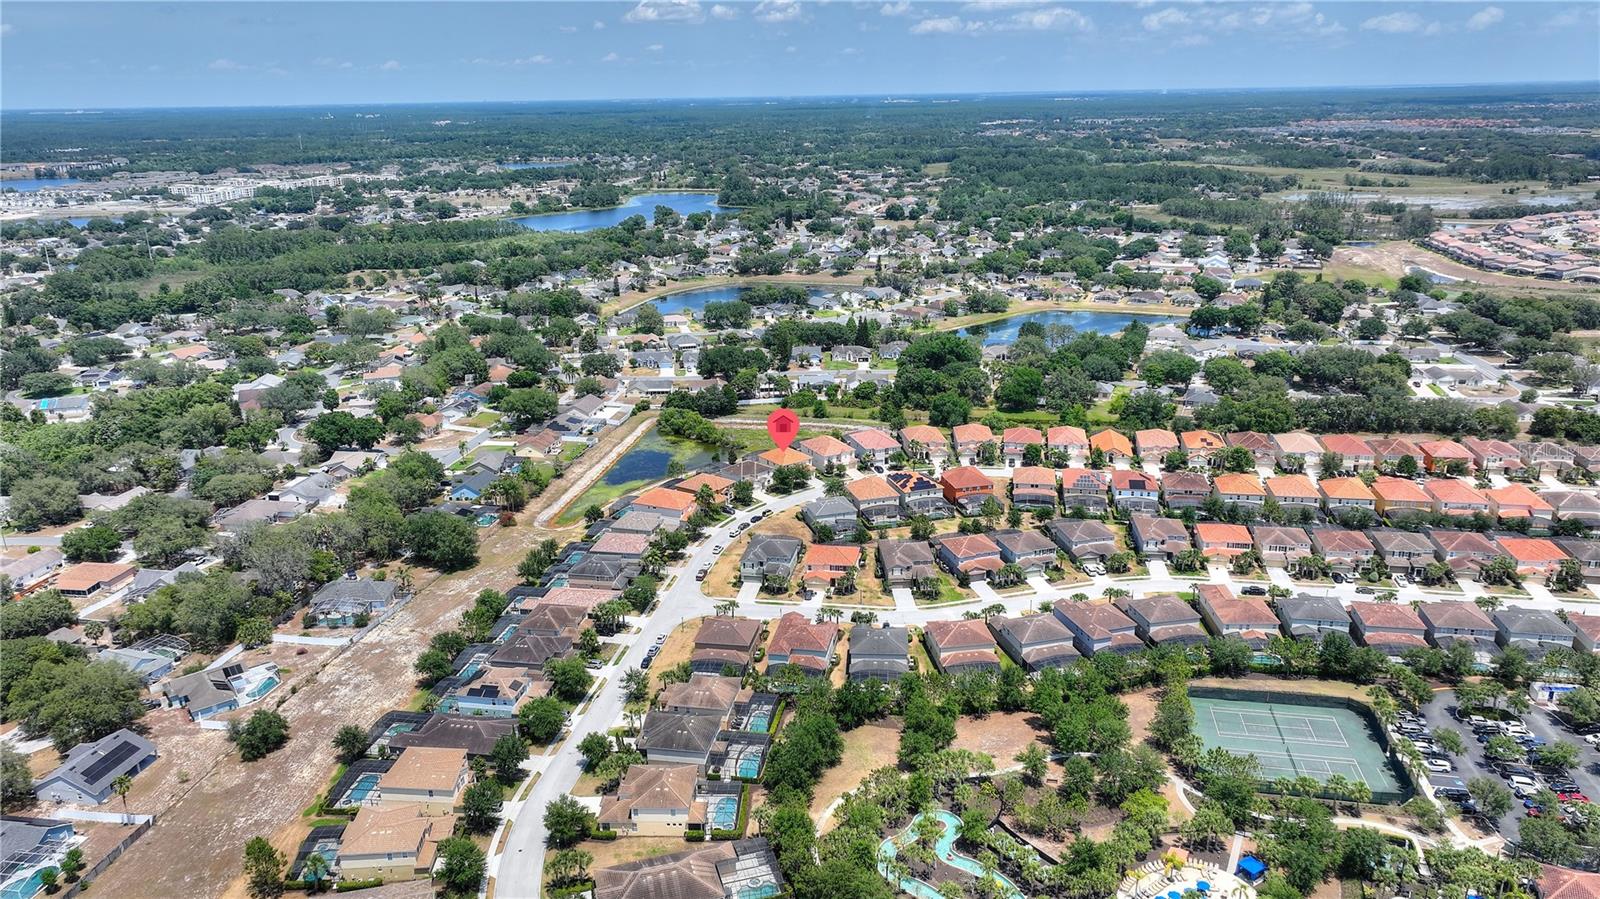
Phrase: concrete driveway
[
  {"left": 736, "top": 580, "right": 761, "bottom": 603},
  {"left": 972, "top": 581, "right": 1003, "bottom": 605}
]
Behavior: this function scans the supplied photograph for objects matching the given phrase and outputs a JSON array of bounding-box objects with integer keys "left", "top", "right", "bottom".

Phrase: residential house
[
  {"left": 387, "top": 715, "right": 518, "bottom": 758},
  {"left": 1564, "top": 613, "right": 1600, "bottom": 653},
  {"left": 1180, "top": 430, "right": 1227, "bottom": 464},
  {"left": 1264, "top": 475, "right": 1320, "bottom": 517},
  {"left": 1090, "top": 429, "right": 1133, "bottom": 462},
  {"left": 1001, "top": 427, "right": 1044, "bottom": 467},
  {"left": 1052, "top": 601, "right": 1146, "bottom": 656},
  {"left": 1485, "top": 484, "right": 1554, "bottom": 525},
  {"left": 803, "top": 497, "right": 859, "bottom": 534},
  {"left": 1419, "top": 439, "right": 1474, "bottom": 473},
  {"left": 1213, "top": 473, "right": 1267, "bottom": 511},
  {"left": 1546, "top": 491, "right": 1600, "bottom": 527},
  {"left": 798, "top": 435, "right": 853, "bottom": 470},
  {"left": 674, "top": 473, "right": 734, "bottom": 506},
  {"left": 1371, "top": 477, "right": 1433, "bottom": 518},
  {"left": 1008, "top": 466, "right": 1058, "bottom": 509},
  {"left": 690, "top": 617, "right": 763, "bottom": 675},
  {"left": 932, "top": 532, "right": 1004, "bottom": 582},
  {"left": 923, "top": 619, "right": 1002, "bottom": 674},
  {"left": 660, "top": 674, "right": 743, "bottom": 717},
  {"left": 1161, "top": 470, "right": 1212, "bottom": 510},
  {"left": 310, "top": 577, "right": 399, "bottom": 627},
  {"left": 0, "top": 547, "right": 63, "bottom": 592},
  {"left": 1319, "top": 477, "right": 1377, "bottom": 515},
  {"left": 1426, "top": 479, "right": 1490, "bottom": 517},
  {"left": 877, "top": 539, "right": 938, "bottom": 588},
  {"left": 951, "top": 423, "right": 996, "bottom": 466},
  {"left": 1225, "top": 431, "right": 1276, "bottom": 466},
  {"left": 846, "top": 476, "right": 901, "bottom": 526},
  {"left": 53, "top": 562, "right": 136, "bottom": 600},
  {"left": 1348, "top": 601, "right": 1431, "bottom": 656},
  {"left": 801, "top": 544, "right": 862, "bottom": 595},
  {"left": 1418, "top": 601, "right": 1500, "bottom": 656},
  {"left": 1110, "top": 470, "right": 1161, "bottom": 514},
  {"left": 1556, "top": 538, "right": 1600, "bottom": 582},
  {"left": 992, "top": 529, "right": 1057, "bottom": 574},
  {"left": 757, "top": 446, "right": 811, "bottom": 470},
  {"left": 1319, "top": 434, "right": 1376, "bottom": 471},
  {"left": 377, "top": 747, "right": 469, "bottom": 816},
  {"left": 1130, "top": 515, "right": 1193, "bottom": 560},
  {"left": 1368, "top": 437, "right": 1423, "bottom": 470},
  {"left": 1047, "top": 519, "right": 1117, "bottom": 563},
  {"left": 739, "top": 536, "right": 804, "bottom": 585},
  {"left": 1115, "top": 594, "right": 1209, "bottom": 646},
  {"left": 597, "top": 764, "right": 711, "bottom": 837},
  {"left": 98, "top": 647, "right": 175, "bottom": 683},
  {"left": 1194, "top": 583, "right": 1279, "bottom": 648},
  {"left": 1046, "top": 426, "right": 1089, "bottom": 459},
  {"left": 1423, "top": 529, "right": 1498, "bottom": 581},
  {"left": 899, "top": 425, "right": 951, "bottom": 465},
  {"left": 848, "top": 624, "right": 910, "bottom": 682},
  {"left": 988, "top": 613, "right": 1081, "bottom": 671},
  {"left": 1276, "top": 595, "right": 1352, "bottom": 640},
  {"left": 1251, "top": 525, "right": 1313, "bottom": 566},
  {"left": 845, "top": 428, "right": 901, "bottom": 466},
  {"left": 887, "top": 470, "right": 950, "bottom": 519},
  {"left": 629, "top": 486, "right": 698, "bottom": 523},
  {"left": 1492, "top": 607, "right": 1573, "bottom": 657},
  {"left": 1494, "top": 535, "right": 1569, "bottom": 578},
  {"left": 1516, "top": 441, "right": 1575, "bottom": 478},
  {"left": 1309, "top": 527, "right": 1376, "bottom": 574},
  {"left": 1058, "top": 468, "right": 1111, "bottom": 514},
  {"left": 1272, "top": 432, "right": 1324, "bottom": 471},
  {"left": 940, "top": 466, "right": 996, "bottom": 514},
  {"left": 1464, "top": 438, "right": 1525, "bottom": 476},
  {"left": 1194, "top": 522, "right": 1254, "bottom": 560},
  {"left": 33, "top": 729, "right": 157, "bottom": 806},
  {"left": 592, "top": 838, "right": 783, "bottom": 899},
  {"left": 766, "top": 612, "right": 838, "bottom": 676},
  {"left": 446, "top": 666, "right": 544, "bottom": 718},
  {"left": 1369, "top": 528, "right": 1437, "bottom": 575},
  {"left": 338, "top": 805, "right": 456, "bottom": 883},
  {"left": 1135, "top": 428, "right": 1179, "bottom": 461},
  {"left": 638, "top": 710, "right": 723, "bottom": 766}
]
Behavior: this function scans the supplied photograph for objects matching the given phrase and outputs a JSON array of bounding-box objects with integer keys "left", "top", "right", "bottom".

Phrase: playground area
[{"left": 1190, "top": 688, "right": 1408, "bottom": 802}]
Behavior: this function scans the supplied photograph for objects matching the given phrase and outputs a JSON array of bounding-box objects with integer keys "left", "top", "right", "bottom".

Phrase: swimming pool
[
  {"left": 745, "top": 712, "right": 770, "bottom": 732},
  {"left": 878, "top": 810, "right": 1025, "bottom": 899},
  {"left": 339, "top": 772, "right": 382, "bottom": 806},
  {"left": 736, "top": 756, "right": 762, "bottom": 779},
  {"left": 1, "top": 870, "right": 45, "bottom": 899},
  {"left": 245, "top": 676, "right": 280, "bottom": 699},
  {"left": 707, "top": 795, "right": 739, "bottom": 831}
]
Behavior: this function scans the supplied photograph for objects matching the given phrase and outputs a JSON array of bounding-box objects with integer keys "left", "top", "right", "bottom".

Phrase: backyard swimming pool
[
  {"left": 707, "top": 795, "right": 739, "bottom": 831},
  {"left": 878, "top": 809, "right": 1025, "bottom": 899},
  {"left": 338, "top": 772, "right": 382, "bottom": 807}
]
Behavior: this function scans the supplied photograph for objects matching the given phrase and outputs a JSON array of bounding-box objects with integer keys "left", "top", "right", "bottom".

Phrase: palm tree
[
  {"left": 112, "top": 774, "right": 133, "bottom": 811},
  {"left": 715, "top": 600, "right": 737, "bottom": 617},
  {"left": 394, "top": 566, "right": 414, "bottom": 595},
  {"left": 303, "top": 853, "right": 330, "bottom": 893}
]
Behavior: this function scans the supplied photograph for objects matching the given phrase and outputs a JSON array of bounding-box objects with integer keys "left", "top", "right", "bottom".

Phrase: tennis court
[{"left": 1190, "top": 691, "right": 1407, "bottom": 801}]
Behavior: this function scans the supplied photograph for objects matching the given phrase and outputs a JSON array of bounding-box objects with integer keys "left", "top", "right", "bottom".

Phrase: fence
[{"left": 62, "top": 818, "right": 153, "bottom": 898}]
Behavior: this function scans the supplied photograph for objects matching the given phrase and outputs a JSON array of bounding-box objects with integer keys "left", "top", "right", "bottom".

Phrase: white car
[
  {"left": 1424, "top": 758, "right": 1453, "bottom": 773},
  {"left": 1509, "top": 775, "right": 1539, "bottom": 794},
  {"left": 1393, "top": 574, "right": 1409, "bottom": 587},
  {"left": 1583, "top": 733, "right": 1600, "bottom": 747},
  {"left": 712, "top": 545, "right": 724, "bottom": 555}
]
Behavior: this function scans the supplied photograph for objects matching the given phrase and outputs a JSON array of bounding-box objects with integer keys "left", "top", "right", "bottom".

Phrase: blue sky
[{"left": 2, "top": 1, "right": 1596, "bottom": 109}]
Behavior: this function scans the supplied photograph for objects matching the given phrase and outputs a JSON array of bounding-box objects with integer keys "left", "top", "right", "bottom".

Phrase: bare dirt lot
[
  {"left": 1334, "top": 242, "right": 1600, "bottom": 293},
  {"left": 812, "top": 720, "right": 901, "bottom": 832},
  {"left": 951, "top": 710, "right": 1047, "bottom": 761}
]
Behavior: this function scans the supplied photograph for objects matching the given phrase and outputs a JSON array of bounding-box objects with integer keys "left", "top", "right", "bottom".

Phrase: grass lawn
[
  {"left": 462, "top": 411, "right": 502, "bottom": 428},
  {"left": 812, "top": 722, "right": 903, "bottom": 833},
  {"left": 912, "top": 574, "right": 971, "bottom": 607},
  {"left": 823, "top": 359, "right": 857, "bottom": 370},
  {"left": 559, "top": 443, "right": 589, "bottom": 462},
  {"left": 1088, "top": 386, "right": 1131, "bottom": 428},
  {"left": 1428, "top": 384, "right": 1448, "bottom": 397}
]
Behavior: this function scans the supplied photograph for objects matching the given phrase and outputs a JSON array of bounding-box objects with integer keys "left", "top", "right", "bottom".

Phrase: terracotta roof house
[
  {"left": 1180, "top": 430, "right": 1227, "bottom": 461},
  {"left": 1425, "top": 479, "right": 1490, "bottom": 517},
  {"left": 1417, "top": 601, "right": 1499, "bottom": 654},
  {"left": 1046, "top": 519, "right": 1117, "bottom": 563},
  {"left": 1515, "top": 441, "right": 1575, "bottom": 478},
  {"left": 377, "top": 747, "right": 470, "bottom": 816},
  {"left": 660, "top": 674, "right": 744, "bottom": 717},
  {"left": 1276, "top": 594, "right": 1352, "bottom": 640},
  {"left": 1115, "top": 594, "right": 1208, "bottom": 646},
  {"left": 988, "top": 613, "right": 1080, "bottom": 671},
  {"left": 1212, "top": 472, "right": 1266, "bottom": 509},
  {"left": 1538, "top": 864, "right": 1600, "bottom": 899},
  {"left": 1556, "top": 538, "right": 1600, "bottom": 583},
  {"left": 1046, "top": 426, "right": 1089, "bottom": 456},
  {"left": 691, "top": 617, "right": 764, "bottom": 674},
  {"left": 1319, "top": 477, "right": 1377, "bottom": 512},
  {"left": 845, "top": 428, "right": 901, "bottom": 465},
  {"left": 1494, "top": 535, "right": 1569, "bottom": 577},
  {"left": 1264, "top": 474, "right": 1320, "bottom": 515},
  {"left": 739, "top": 535, "right": 804, "bottom": 584},
  {"left": 952, "top": 423, "right": 996, "bottom": 465},
  {"left": 1052, "top": 601, "right": 1146, "bottom": 656},
  {"left": 887, "top": 470, "right": 950, "bottom": 518},
  {"left": 1272, "top": 432, "right": 1324, "bottom": 469},
  {"left": 1001, "top": 427, "right": 1044, "bottom": 466},
  {"left": 846, "top": 475, "right": 901, "bottom": 526},
  {"left": 1463, "top": 437, "right": 1525, "bottom": 476},
  {"left": 1485, "top": 484, "right": 1553, "bottom": 524},
  {"left": 1368, "top": 437, "right": 1423, "bottom": 468},
  {"left": 53, "top": 562, "right": 136, "bottom": 599},
  {"left": 940, "top": 466, "right": 996, "bottom": 514},
  {"left": 1135, "top": 428, "right": 1179, "bottom": 460},
  {"left": 1226, "top": 431, "right": 1276, "bottom": 464},
  {"left": 1195, "top": 522, "right": 1254, "bottom": 560},
  {"left": 1348, "top": 601, "right": 1430, "bottom": 655},
  {"left": 1419, "top": 439, "right": 1474, "bottom": 473},
  {"left": 1090, "top": 428, "right": 1133, "bottom": 460},
  {"left": 1492, "top": 607, "right": 1573, "bottom": 657},
  {"left": 675, "top": 473, "right": 734, "bottom": 505},
  {"left": 766, "top": 612, "right": 839, "bottom": 676},
  {"left": 1427, "top": 529, "right": 1501, "bottom": 580},
  {"left": 592, "top": 838, "right": 783, "bottom": 899},
  {"left": 996, "top": 465, "right": 1051, "bottom": 508},
  {"left": 1564, "top": 613, "right": 1600, "bottom": 653},
  {"left": 1059, "top": 468, "right": 1111, "bottom": 513},
  {"left": 799, "top": 435, "right": 854, "bottom": 469},
  {"left": 932, "top": 532, "right": 1004, "bottom": 581},
  {"left": 1129, "top": 515, "right": 1192, "bottom": 560},
  {"left": 630, "top": 486, "right": 698, "bottom": 522},
  {"left": 758, "top": 447, "right": 811, "bottom": 469},
  {"left": 1161, "top": 470, "right": 1212, "bottom": 509},
  {"left": 1251, "top": 525, "right": 1313, "bottom": 565},
  {"left": 1371, "top": 476, "right": 1432, "bottom": 517},
  {"left": 801, "top": 543, "right": 863, "bottom": 593},
  {"left": 1368, "top": 528, "right": 1437, "bottom": 574},
  {"left": 1110, "top": 469, "right": 1160, "bottom": 513},
  {"left": 597, "top": 764, "right": 710, "bottom": 836},
  {"left": 1308, "top": 527, "right": 1375, "bottom": 573},
  {"left": 1546, "top": 491, "right": 1600, "bottom": 527},
  {"left": 1318, "top": 434, "right": 1376, "bottom": 470},
  {"left": 923, "top": 618, "right": 1002, "bottom": 673},
  {"left": 1194, "top": 583, "right": 1279, "bottom": 647},
  {"left": 849, "top": 624, "right": 910, "bottom": 682},
  {"left": 338, "top": 804, "right": 456, "bottom": 883},
  {"left": 899, "top": 425, "right": 951, "bottom": 464},
  {"left": 877, "top": 539, "right": 938, "bottom": 588}
]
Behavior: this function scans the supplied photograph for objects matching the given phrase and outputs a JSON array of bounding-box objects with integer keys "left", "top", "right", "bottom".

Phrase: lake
[
  {"left": 512, "top": 192, "right": 726, "bottom": 232},
  {"left": 650, "top": 284, "right": 832, "bottom": 316},
  {"left": 958, "top": 310, "right": 1181, "bottom": 345},
  {"left": 1, "top": 177, "right": 83, "bottom": 192},
  {"left": 603, "top": 431, "right": 714, "bottom": 486}
]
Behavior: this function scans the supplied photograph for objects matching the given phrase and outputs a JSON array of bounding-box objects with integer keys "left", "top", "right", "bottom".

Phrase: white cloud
[
  {"left": 600, "top": 51, "right": 621, "bottom": 62},
  {"left": 0, "top": 23, "right": 13, "bottom": 37},
  {"left": 379, "top": 59, "right": 402, "bottom": 71},
  {"left": 961, "top": 0, "right": 1050, "bottom": 9},
  {"left": 647, "top": 43, "right": 664, "bottom": 51},
  {"left": 593, "top": 19, "right": 606, "bottom": 29},
  {"left": 753, "top": 0, "right": 804, "bottom": 23},
  {"left": 559, "top": 25, "right": 578, "bottom": 32},
  {"left": 1000, "top": 6, "right": 1092, "bottom": 31},
  {"left": 880, "top": 0, "right": 912, "bottom": 16},
  {"left": 623, "top": 0, "right": 704, "bottom": 24},
  {"left": 209, "top": 58, "right": 246, "bottom": 71},
  {"left": 1361, "top": 11, "right": 1427, "bottom": 33},
  {"left": 710, "top": 3, "right": 740, "bottom": 18},
  {"left": 785, "top": 44, "right": 797, "bottom": 52},
  {"left": 1466, "top": 6, "right": 1503, "bottom": 30},
  {"left": 1141, "top": 8, "right": 1189, "bottom": 31},
  {"left": 909, "top": 15, "right": 967, "bottom": 33}
]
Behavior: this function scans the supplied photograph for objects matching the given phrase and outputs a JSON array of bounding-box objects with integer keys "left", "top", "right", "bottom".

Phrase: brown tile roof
[
  {"left": 598, "top": 764, "right": 704, "bottom": 826},
  {"left": 340, "top": 805, "right": 454, "bottom": 859},
  {"left": 55, "top": 562, "right": 135, "bottom": 593},
  {"left": 925, "top": 618, "right": 997, "bottom": 650},
  {"left": 952, "top": 423, "right": 995, "bottom": 445},
  {"left": 380, "top": 747, "right": 467, "bottom": 793},
  {"left": 768, "top": 612, "right": 837, "bottom": 656},
  {"left": 1319, "top": 434, "right": 1374, "bottom": 457},
  {"left": 940, "top": 466, "right": 994, "bottom": 490},
  {"left": 1348, "top": 601, "right": 1425, "bottom": 631},
  {"left": 846, "top": 476, "right": 898, "bottom": 502},
  {"left": 694, "top": 617, "right": 762, "bottom": 651}
]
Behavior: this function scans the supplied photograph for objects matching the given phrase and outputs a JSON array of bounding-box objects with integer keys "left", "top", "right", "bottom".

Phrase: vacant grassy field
[{"left": 812, "top": 721, "right": 902, "bottom": 833}]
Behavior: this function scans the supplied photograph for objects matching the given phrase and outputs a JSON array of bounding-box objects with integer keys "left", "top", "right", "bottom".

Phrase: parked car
[
  {"left": 1424, "top": 758, "right": 1453, "bottom": 773},
  {"left": 712, "top": 545, "right": 724, "bottom": 555},
  {"left": 1356, "top": 586, "right": 1376, "bottom": 594},
  {"left": 1241, "top": 585, "right": 1267, "bottom": 596},
  {"left": 639, "top": 657, "right": 654, "bottom": 670},
  {"left": 696, "top": 567, "right": 709, "bottom": 582},
  {"left": 1393, "top": 574, "right": 1409, "bottom": 587}
]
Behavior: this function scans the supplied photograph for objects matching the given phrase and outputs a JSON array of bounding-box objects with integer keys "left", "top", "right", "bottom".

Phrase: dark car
[
  {"left": 639, "top": 656, "right": 654, "bottom": 670},
  {"left": 1241, "top": 585, "right": 1267, "bottom": 596}
]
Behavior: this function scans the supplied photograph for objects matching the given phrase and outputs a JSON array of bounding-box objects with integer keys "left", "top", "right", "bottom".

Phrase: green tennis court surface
[{"left": 1190, "top": 692, "right": 1406, "bottom": 800}]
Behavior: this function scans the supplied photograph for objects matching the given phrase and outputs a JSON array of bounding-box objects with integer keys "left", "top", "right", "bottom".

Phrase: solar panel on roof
[{"left": 80, "top": 740, "right": 142, "bottom": 786}]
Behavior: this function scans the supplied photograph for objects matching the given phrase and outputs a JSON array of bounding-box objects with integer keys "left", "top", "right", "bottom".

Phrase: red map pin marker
[{"left": 767, "top": 408, "right": 799, "bottom": 452}]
